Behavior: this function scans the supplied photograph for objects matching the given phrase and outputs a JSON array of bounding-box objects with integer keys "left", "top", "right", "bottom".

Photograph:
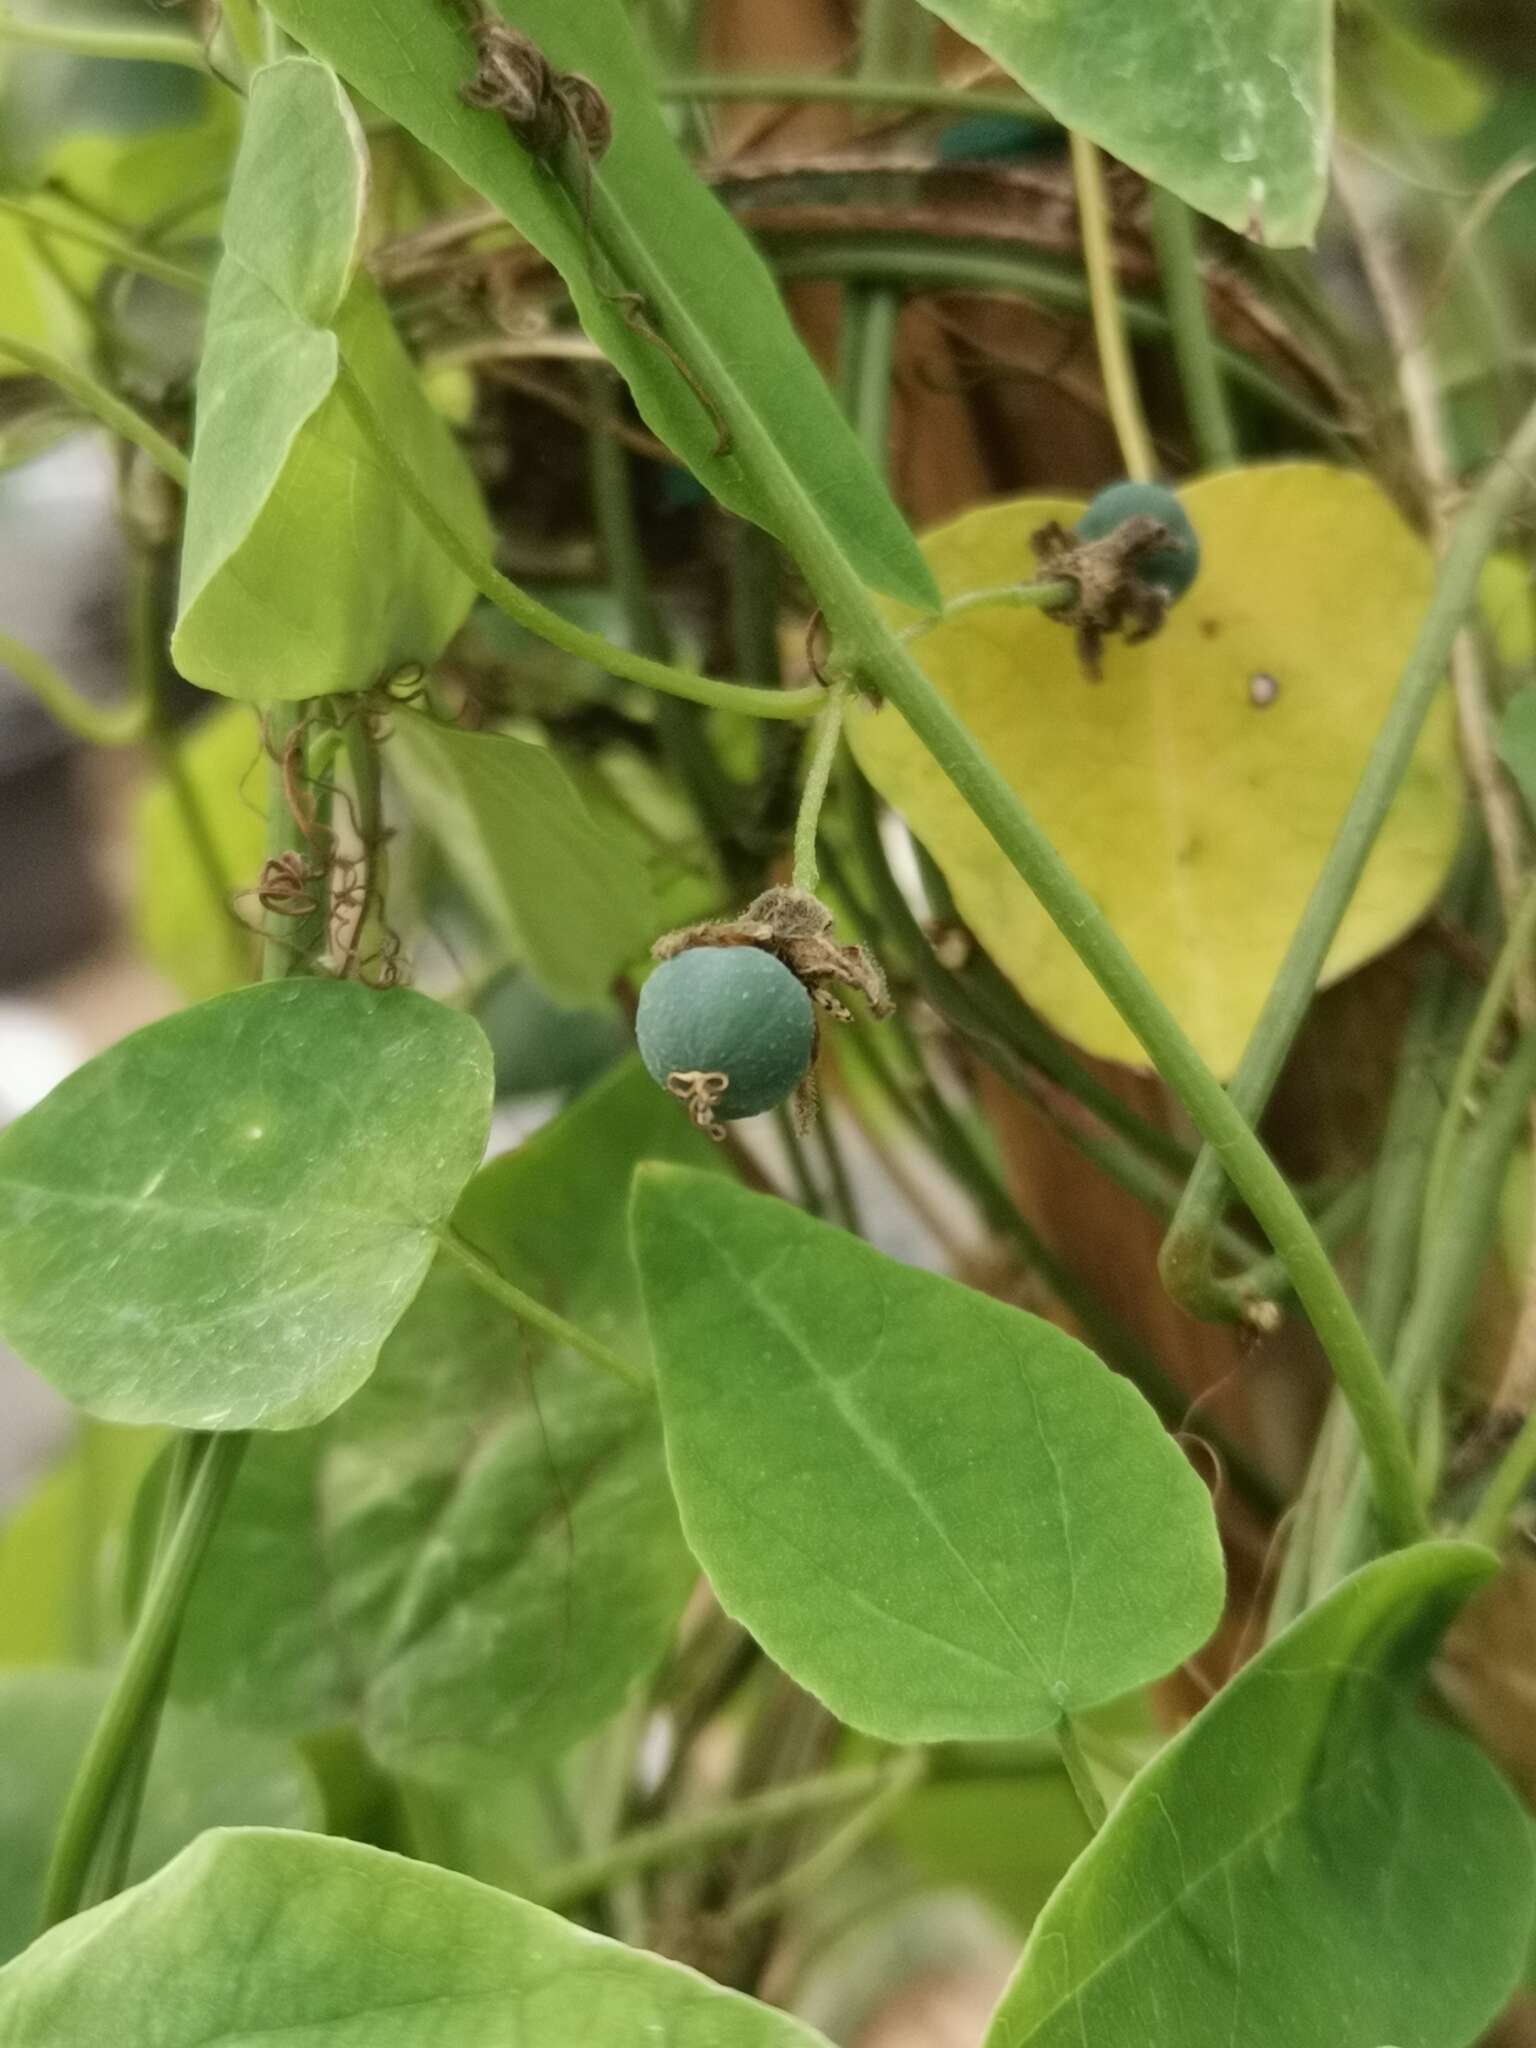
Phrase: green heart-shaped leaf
[
  {"left": 0, "top": 980, "right": 493, "bottom": 1431},
  {"left": 984, "top": 1543, "right": 1534, "bottom": 2048},
  {"left": 172, "top": 60, "right": 487, "bottom": 699},
  {"left": 634, "top": 1168, "right": 1225, "bottom": 1742},
  {"left": 260, "top": 0, "right": 939, "bottom": 613},
  {"left": 392, "top": 714, "right": 655, "bottom": 1008},
  {"left": 908, "top": 0, "right": 1332, "bottom": 244},
  {"left": 171, "top": 1063, "right": 712, "bottom": 1783},
  {"left": 0, "top": 1828, "right": 837, "bottom": 2047}
]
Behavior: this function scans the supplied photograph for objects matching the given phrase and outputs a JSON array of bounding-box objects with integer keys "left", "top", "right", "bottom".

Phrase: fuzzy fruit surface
[
  {"left": 636, "top": 946, "right": 815, "bottom": 1118},
  {"left": 1076, "top": 480, "right": 1201, "bottom": 599}
]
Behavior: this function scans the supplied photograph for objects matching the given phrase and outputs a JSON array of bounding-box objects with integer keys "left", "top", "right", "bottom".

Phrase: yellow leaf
[{"left": 852, "top": 465, "right": 1463, "bottom": 1077}]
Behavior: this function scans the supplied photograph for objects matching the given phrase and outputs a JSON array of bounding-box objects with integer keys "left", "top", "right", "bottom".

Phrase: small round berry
[
  {"left": 636, "top": 946, "right": 815, "bottom": 1121},
  {"left": 1075, "top": 480, "right": 1201, "bottom": 601}
]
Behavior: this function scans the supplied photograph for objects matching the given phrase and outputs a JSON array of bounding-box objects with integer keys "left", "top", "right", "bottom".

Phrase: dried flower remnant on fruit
[
  {"left": 653, "top": 887, "right": 892, "bottom": 1025},
  {"left": 1031, "top": 481, "right": 1202, "bottom": 679},
  {"left": 642, "top": 888, "right": 892, "bottom": 1135}
]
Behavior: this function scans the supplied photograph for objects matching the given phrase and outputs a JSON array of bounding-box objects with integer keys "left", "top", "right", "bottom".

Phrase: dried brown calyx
[
  {"left": 654, "top": 886, "right": 892, "bottom": 1025},
  {"left": 1029, "top": 513, "right": 1177, "bottom": 679}
]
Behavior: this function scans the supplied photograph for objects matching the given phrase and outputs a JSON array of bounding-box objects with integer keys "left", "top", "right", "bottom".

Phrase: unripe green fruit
[
  {"left": 636, "top": 946, "right": 815, "bottom": 1119},
  {"left": 1075, "top": 480, "right": 1201, "bottom": 601}
]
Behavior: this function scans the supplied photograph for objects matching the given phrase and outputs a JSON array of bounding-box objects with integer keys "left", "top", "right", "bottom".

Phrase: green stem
[
  {"left": 0, "top": 195, "right": 205, "bottom": 296},
  {"left": 1069, "top": 131, "right": 1155, "bottom": 482},
  {"left": 1419, "top": 876, "right": 1536, "bottom": 1264},
  {"left": 341, "top": 715, "right": 390, "bottom": 979},
  {"left": 839, "top": 284, "right": 901, "bottom": 467},
  {"left": 1160, "top": 394, "right": 1536, "bottom": 1322},
  {"left": 1392, "top": 1023, "right": 1536, "bottom": 1421},
  {"left": 768, "top": 237, "right": 1349, "bottom": 454},
  {"left": 585, "top": 365, "right": 741, "bottom": 871},
  {"left": 1466, "top": 1404, "right": 1536, "bottom": 1549},
  {"left": 859, "top": 0, "right": 936, "bottom": 83},
  {"left": 435, "top": 1226, "right": 648, "bottom": 1393},
  {"left": 84, "top": 1428, "right": 203, "bottom": 1908},
  {"left": 841, "top": 764, "right": 1194, "bottom": 1181},
  {"left": 335, "top": 364, "right": 822, "bottom": 722},
  {"left": 1055, "top": 1716, "right": 1109, "bottom": 1831},
  {"left": 537, "top": 1758, "right": 917, "bottom": 1909},
  {"left": 0, "top": 331, "right": 188, "bottom": 484},
  {"left": 813, "top": 1093, "right": 863, "bottom": 1235},
  {"left": 39, "top": 1433, "right": 248, "bottom": 1929},
  {"left": 219, "top": 0, "right": 266, "bottom": 72},
  {"left": 792, "top": 681, "right": 850, "bottom": 892},
  {"left": 725, "top": 1750, "right": 929, "bottom": 1928},
  {"left": 773, "top": 1101, "right": 826, "bottom": 1215},
  {"left": 902, "top": 579, "right": 1075, "bottom": 639},
  {"left": 0, "top": 11, "right": 206, "bottom": 67},
  {"left": 0, "top": 628, "right": 149, "bottom": 747},
  {"left": 1148, "top": 185, "right": 1237, "bottom": 470},
  {"left": 659, "top": 73, "right": 1040, "bottom": 123},
  {"left": 1281, "top": 889, "right": 1481, "bottom": 1621},
  {"left": 1319, "top": 1021, "right": 1536, "bottom": 1587}
]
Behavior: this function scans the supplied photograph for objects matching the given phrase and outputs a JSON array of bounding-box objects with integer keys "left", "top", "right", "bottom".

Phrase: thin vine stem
[
  {"left": 792, "top": 681, "right": 850, "bottom": 893},
  {"left": 219, "top": 0, "right": 266, "bottom": 73},
  {"left": 340, "top": 716, "right": 390, "bottom": 980},
  {"left": 537, "top": 1759, "right": 914, "bottom": 1909},
  {"left": 39, "top": 1432, "right": 249, "bottom": 1929},
  {"left": 1317, "top": 1020, "right": 1536, "bottom": 1590},
  {"left": 900, "top": 578, "right": 1076, "bottom": 641},
  {"left": 335, "top": 364, "right": 823, "bottom": 723},
  {"left": 0, "top": 10, "right": 206, "bottom": 67},
  {"left": 769, "top": 237, "right": 1351, "bottom": 453},
  {"left": 435, "top": 1226, "right": 648, "bottom": 1393},
  {"left": 1160, "top": 392, "right": 1536, "bottom": 1323},
  {"left": 0, "top": 195, "right": 206, "bottom": 296},
  {"left": 1466, "top": 1403, "right": 1536, "bottom": 1549},
  {"left": 839, "top": 284, "right": 901, "bottom": 467},
  {"left": 262, "top": 703, "right": 328, "bottom": 978},
  {"left": 658, "top": 73, "right": 1040, "bottom": 123},
  {"left": 0, "top": 628, "right": 149, "bottom": 747},
  {"left": 1148, "top": 185, "right": 1238, "bottom": 470},
  {"left": 1419, "top": 875, "right": 1536, "bottom": 1269},
  {"left": 725, "top": 1750, "right": 929, "bottom": 1928},
  {"left": 1068, "top": 131, "right": 1155, "bottom": 482},
  {"left": 84, "top": 1428, "right": 202, "bottom": 1910},
  {"left": 0, "top": 331, "right": 189, "bottom": 485}
]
